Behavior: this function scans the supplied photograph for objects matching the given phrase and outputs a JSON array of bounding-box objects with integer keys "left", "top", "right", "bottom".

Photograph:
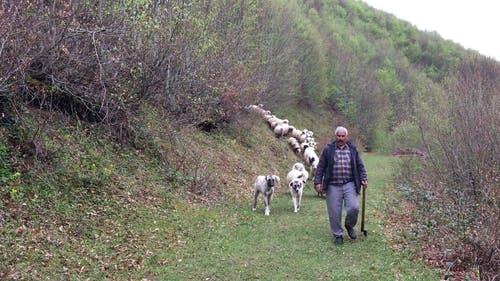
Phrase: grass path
[{"left": 150, "top": 153, "right": 441, "bottom": 280}]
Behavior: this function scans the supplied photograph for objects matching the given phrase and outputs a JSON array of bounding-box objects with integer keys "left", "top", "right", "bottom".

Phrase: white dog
[
  {"left": 288, "top": 177, "right": 304, "bottom": 213},
  {"left": 252, "top": 175, "right": 280, "bottom": 216}
]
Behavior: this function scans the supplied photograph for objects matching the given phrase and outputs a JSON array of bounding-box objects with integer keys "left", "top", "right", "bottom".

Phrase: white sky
[{"left": 360, "top": 0, "right": 500, "bottom": 61}]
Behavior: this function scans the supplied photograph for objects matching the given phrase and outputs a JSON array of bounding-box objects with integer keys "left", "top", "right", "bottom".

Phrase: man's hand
[
  {"left": 314, "top": 184, "right": 323, "bottom": 193},
  {"left": 362, "top": 180, "right": 368, "bottom": 188}
]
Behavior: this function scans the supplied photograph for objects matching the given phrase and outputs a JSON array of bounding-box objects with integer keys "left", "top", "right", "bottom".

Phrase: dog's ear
[{"left": 275, "top": 175, "right": 280, "bottom": 183}]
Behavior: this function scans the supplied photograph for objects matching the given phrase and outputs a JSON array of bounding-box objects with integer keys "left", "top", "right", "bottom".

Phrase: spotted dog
[{"left": 288, "top": 177, "right": 304, "bottom": 213}]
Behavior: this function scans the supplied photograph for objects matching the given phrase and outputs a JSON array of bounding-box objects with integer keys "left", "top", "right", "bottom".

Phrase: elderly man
[{"left": 314, "top": 126, "right": 368, "bottom": 245}]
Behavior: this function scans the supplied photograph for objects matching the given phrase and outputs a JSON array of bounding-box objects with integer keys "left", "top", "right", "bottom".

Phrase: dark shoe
[
  {"left": 334, "top": 235, "right": 343, "bottom": 245},
  {"left": 346, "top": 227, "right": 357, "bottom": 240}
]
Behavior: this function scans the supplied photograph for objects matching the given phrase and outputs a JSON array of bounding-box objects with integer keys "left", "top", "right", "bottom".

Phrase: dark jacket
[{"left": 313, "top": 141, "right": 367, "bottom": 194}]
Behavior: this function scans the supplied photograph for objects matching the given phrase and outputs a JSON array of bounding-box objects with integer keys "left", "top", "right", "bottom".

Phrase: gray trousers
[{"left": 325, "top": 181, "right": 359, "bottom": 237}]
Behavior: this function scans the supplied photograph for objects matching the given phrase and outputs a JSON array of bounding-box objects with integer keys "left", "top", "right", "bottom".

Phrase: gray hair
[{"left": 335, "top": 126, "right": 348, "bottom": 135}]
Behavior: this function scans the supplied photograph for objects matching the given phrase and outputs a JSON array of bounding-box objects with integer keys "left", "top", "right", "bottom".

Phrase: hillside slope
[{"left": 1, "top": 105, "right": 447, "bottom": 280}]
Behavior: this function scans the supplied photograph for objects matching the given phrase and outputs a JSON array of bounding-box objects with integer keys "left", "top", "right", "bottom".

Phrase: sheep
[
  {"left": 287, "top": 162, "right": 309, "bottom": 185},
  {"left": 291, "top": 128, "right": 313, "bottom": 143},
  {"left": 292, "top": 162, "right": 305, "bottom": 171},
  {"left": 247, "top": 104, "right": 262, "bottom": 113},
  {"left": 262, "top": 110, "right": 272, "bottom": 117},
  {"left": 274, "top": 122, "right": 293, "bottom": 138},
  {"left": 283, "top": 125, "right": 296, "bottom": 137},
  {"left": 300, "top": 141, "right": 310, "bottom": 152},
  {"left": 290, "top": 128, "right": 304, "bottom": 140},
  {"left": 263, "top": 114, "right": 274, "bottom": 123},
  {"left": 265, "top": 116, "right": 279, "bottom": 127},
  {"left": 299, "top": 137, "right": 317, "bottom": 151},
  {"left": 287, "top": 137, "right": 301, "bottom": 154},
  {"left": 267, "top": 117, "right": 288, "bottom": 130},
  {"left": 292, "top": 129, "right": 313, "bottom": 143},
  {"left": 247, "top": 104, "right": 271, "bottom": 118},
  {"left": 297, "top": 130, "right": 314, "bottom": 143},
  {"left": 305, "top": 129, "right": 314, "bottom": 138},
  {"left": 273, "top": 118, "right": 289, "bottom": 129},
  {"left": 287, "top": 169, "right": 304, "bottom": 184},
  {"left": 303, "top": 146, "right": 319, "bottom": 169},
  {"left": 306, "top": 139, "right": 317, "bottom": 150},
  {"left": 302, "top": 147, "right": 320, "bottom": 197}
]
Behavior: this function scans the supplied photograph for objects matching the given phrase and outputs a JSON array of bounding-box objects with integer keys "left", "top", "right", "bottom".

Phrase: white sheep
[
  {"left": 287, "top": 137, "right": 301, "bottom": 154},
  {"left": 290, "top": 128, "right": 304, "bottom": 139},
  {"left": 306, "top": 139, "right": 317, "bottom": 150},
  {"left": 274, "top": 122, "right": 293, "bottom": 138},
  {"left": 300, "top": 141, "right": 310, "bottom": 152},
  {"left": 292, "top": 129, "right": 311, "bottom": 143},
  {"left": 287, "top": 162, "right": 309, "bottom": 185},
  {"left": 292, "top": 162, "right": 305, "bottom": 171},
  {"left": 297, "top": 130, "right": 313, "bottom": 143},
  {"left": 265, "top": 116, "right": 279, "bottom": 128},
  {"left": 247, "top": 104, "right": 272, "bottom": 118},
  {"left": 267, "top": 117, "right": 288, "bottom": 130},
  {"left": 303, "top": 146, "right": 319, "bottom": 169},
  {"left": 305, "top": 129, "right": 314, "bottom": 138},
  {"left": 303, "top": 147, "right": 319, "bottom": 196}
]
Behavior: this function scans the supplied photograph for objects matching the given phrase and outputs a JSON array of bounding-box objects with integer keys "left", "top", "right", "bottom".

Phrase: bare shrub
[
  {"left": 411, "top": 56, "right": 499, "bottom": 280},
  {"left": 1, "top": 1, "right": 266, "bottom": 144}
]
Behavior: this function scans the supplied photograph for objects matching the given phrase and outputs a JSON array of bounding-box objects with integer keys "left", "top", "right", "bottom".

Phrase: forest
[{"left": 1, "top": 0, "right": 498, "bottom": 280}]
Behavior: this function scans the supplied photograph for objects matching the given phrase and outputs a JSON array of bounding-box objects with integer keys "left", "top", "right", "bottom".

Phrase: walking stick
[{"left": 361, "top": 185, "right": 368, "bottom": 236}]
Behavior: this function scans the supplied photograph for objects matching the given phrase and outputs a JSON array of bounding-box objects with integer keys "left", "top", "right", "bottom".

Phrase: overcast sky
[{"left": 360, "top": 0, "right": 500, "bottom": 61}]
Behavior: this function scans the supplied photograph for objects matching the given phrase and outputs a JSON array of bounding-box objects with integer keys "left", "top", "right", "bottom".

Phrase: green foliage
[
  {"left": 165, "top": 168, "right": 194, "bottom": 189},
  {"left": 391, "top": 121, "right": 422, "bottom": 148},
  {"left": 0, "top": 144, "right": 10, "bottom": 182},
  {"left": 375, "top": 64, "right": 405, "bottom": 97},
  {"left": 373, "top": 121, "right": 423, "bottom": 153},
  {"left": 0, "top": 144, "right": 22, "bottom": 203},
  {"left": 294, "top": 8, "right": 328, "bottom": 104}
]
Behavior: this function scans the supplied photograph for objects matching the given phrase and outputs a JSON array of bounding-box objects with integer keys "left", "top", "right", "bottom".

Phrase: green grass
[
  {"left": 145, "top": 153, "right": 441, "bottom": 280},
  {"left": 17, "top": 153, "right": 436, "bottom": 280},
  {"left": 1, "top": 113, "right": 442, "bottom": 280}
]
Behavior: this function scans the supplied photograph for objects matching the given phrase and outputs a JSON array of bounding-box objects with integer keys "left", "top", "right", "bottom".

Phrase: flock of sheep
[{"left": 246, "top": 104, "right": 322, "bottom": 216}]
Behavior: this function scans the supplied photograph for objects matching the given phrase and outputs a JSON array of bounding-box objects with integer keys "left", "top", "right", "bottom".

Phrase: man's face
[{"left": 335, "top": 131, "right": 347, "bottom": 146}]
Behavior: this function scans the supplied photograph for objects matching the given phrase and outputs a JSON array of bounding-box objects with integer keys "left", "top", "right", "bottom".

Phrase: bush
[
  {"left": 372, "top": 121, "right": 423, "bottom": 154},
  {"left": 405, "top": 56, "right": 499, "bottom": 280}
]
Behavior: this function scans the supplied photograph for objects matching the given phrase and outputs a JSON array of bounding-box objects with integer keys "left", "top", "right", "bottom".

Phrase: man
[{"left": 313, "top": 126, "right": 368, "bottom": 245}]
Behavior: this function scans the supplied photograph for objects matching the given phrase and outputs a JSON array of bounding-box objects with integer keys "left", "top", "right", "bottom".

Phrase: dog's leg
[
  {"left": 292, "top": 195, "right": 298, "bottom": 212},
  {"left": 253, "top": 190, "right": 259, "bottom": 211},
  {"left": 298, "top": 189, "right": 303, "bottom": 211},
  {"left": 264, "top": 193, "right": 271, "bottom": 216}
]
